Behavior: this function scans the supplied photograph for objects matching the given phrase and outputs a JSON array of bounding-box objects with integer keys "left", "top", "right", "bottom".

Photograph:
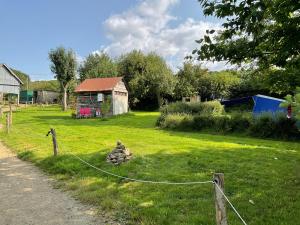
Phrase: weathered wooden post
[
  {"left": 47, "top": 128, "right": 58, "bottom": 156},
  {"left": 9, "top": 104, "right": 12, "bottom": 125},
  {"left": 6, "top": 113, "right": 10, "bottom": 133},
  {"left": 214, "top": 173, "right": 228, "bottom": 225},
  {"left": 0, "top": 106, "right": 2, "bottom": 118}
]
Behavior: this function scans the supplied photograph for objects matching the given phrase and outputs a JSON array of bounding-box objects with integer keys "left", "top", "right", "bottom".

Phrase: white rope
[
  {"left": 214, "top": 182, "right": 248, "bottom": 225},
  {"left": 69, "top": 152, "right": 213, "bottom": 185},
  {"left": 9, "top": 128, "right": 249, "bottom": 224}
]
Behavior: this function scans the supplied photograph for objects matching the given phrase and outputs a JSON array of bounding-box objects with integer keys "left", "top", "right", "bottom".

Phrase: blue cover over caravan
[{"left": 252, "top": 95, "right": 286, "bottom": 114}]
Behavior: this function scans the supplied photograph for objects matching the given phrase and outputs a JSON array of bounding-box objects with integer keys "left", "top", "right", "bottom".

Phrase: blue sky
[{"left": 0, "top": 0, "right": 221, "bottom": 80}]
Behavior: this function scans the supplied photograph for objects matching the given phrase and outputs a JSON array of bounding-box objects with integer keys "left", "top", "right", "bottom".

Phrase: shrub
[
  {"left": 250, "top": 113, "right": 276, "bottom": 138},
  {"left": 161, "top": 114, "right": 193, "bottom": 130},
  {"left": 158, "top": 101, "right": 300, "bottom": 140},
  {"left": 156, "top": 113, "right": 166, "bottom": 127},
  {"left": 273, "top": 113, "right": 300, "bottom": 139},
  {"left": 230, "top": 113, "right": 251, "bottom": 132},
  {"left": 249, "top": 112, "right": 300, "bottom": 139},
  {"left": 192, "top": 115, "right": 214, "bottom": 130},
  {"left": 160, "top": 101, "right": 224, "bottom": 116},
  {"left": 213, "top": 115, "right": 232, "bottom": 133},
  {"left": 201, "top": 101, "right": 225, "bottom": 115},
  {"left": 160, "top": 102, "right": 191, "bottom": 115}
]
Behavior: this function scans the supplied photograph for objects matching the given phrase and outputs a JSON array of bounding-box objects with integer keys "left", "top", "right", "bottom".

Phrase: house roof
[
  {"left": 0, "top": 63, "right": 24, "bottom": 84},
  {"left": 75, "top": 77, "right": 123, "bottom": 92}
]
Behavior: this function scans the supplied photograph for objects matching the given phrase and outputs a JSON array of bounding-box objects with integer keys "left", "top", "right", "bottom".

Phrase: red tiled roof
[{"left": 75, "top": 77, "right": 123, "bottom": 92}]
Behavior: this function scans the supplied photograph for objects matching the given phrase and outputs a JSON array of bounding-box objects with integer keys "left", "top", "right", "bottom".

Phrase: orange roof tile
[{"left": 75, "top": 77, "right": 123, "bottom": 92}]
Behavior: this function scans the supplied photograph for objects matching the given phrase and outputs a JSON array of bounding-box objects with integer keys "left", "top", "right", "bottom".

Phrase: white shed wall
[
  {"left": 0, "top": 66, "right": 21, "bottom": 94},
  {"left": 112, "top": 81, "right": 128, "bottom": 115}
]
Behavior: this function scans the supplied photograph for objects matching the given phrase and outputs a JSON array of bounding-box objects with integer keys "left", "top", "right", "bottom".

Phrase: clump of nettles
[{"left": 106, "top": 141, "right": 132, "bottom": 165}]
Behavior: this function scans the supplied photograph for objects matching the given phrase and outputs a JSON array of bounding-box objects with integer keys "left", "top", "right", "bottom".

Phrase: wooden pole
[
  {"left": 214, "top": 173, "right": 228, "bottom": 225},
  {"left": 0, "top": 106, "right": 2, "bottom": 119},
  {"left": 9, "top": 104, "right": 12, "bottom": 125},
  {"left": 6, "top": 114, "right": 10, "bottom": 133},
  {"left": 50, "top": 128, "right": 58, "bottom": 156}
]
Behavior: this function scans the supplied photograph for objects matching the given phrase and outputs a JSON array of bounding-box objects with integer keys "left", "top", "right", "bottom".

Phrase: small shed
[
  {"left": 182, "top": 95, "right": 200, "bottom": 103},
  {"left": 34, "top": 90, "right": 59, "bottom": 104},
  {"left": 0, "top": 63, "right": 23, "bottom": 104},
  {"left": 20, "top": 90, "right": 34, "bottom": 104},
  {"left": 75, "top": 77, "right": 128, "bottom": 117}
]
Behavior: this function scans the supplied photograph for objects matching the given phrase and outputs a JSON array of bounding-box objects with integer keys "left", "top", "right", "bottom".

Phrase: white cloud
[{"left": 101, "top": 0, "right": 229, "bottom": 71}]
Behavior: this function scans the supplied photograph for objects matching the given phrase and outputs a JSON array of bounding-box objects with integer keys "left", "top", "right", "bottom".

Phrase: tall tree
[
  {"left": 118, "top": 50, "right": 147, "bottom": 106},
  {"left": 132, "top": 53, "right": 176, "bottom": 107},
  {"left": 194, "top": 0, "right": 300, "bottom": 70},
  {"left": 175, "top": 62, "right": 208, "bottom": 99},
  {"left": 118, "top": 50, "right": 146, "bottom": 84},
  {"left": 78, "top": 52, "right": 118, "bottom": 81},
  {"left": 49, "top": 47, "right": 77, "bottom": 111},
  {"left": 118, "top": 50, "right": 176, "bottom": 108},
  {"left": 175, "top": 63, "right": 238, "bottom": 100}
]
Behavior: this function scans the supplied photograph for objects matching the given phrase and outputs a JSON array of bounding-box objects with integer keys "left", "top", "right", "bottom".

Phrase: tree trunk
[
  {"left": 62, "top": 87, "right": 67, "bottom": 111},
  {"left": 156, "top": 90, "right": 162, "bottom": 108}
]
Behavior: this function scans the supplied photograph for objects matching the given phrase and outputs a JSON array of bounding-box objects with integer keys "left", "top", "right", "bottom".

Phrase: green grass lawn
[{"left": 1, "top": 106, "right": 300, "bottom": 225}]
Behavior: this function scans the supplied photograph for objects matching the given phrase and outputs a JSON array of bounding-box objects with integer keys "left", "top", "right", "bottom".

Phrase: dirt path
[{"left": 0, "top": 142, "right": 114, "bottom": 225}]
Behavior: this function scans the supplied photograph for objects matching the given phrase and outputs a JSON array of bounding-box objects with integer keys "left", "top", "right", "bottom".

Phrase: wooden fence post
[
  {"left": 50, "top": 128, "right": 58, "bottom": 156},
  {"left": 9, "top": 104, "right": 12, "bottom": 125},
  {"left": 6, "top": 113, "right": 10, "bottom": 133},
  {"left": 214, "top": 173, "right": 228, "bottom": 225},
  {"left": 0, "top": 106, "right": 2, "bottom": 118}
]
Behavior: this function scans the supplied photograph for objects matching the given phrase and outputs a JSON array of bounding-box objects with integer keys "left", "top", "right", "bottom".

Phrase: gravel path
[{"left": 0, "top": 142, "right": 113, "bottom": 225}]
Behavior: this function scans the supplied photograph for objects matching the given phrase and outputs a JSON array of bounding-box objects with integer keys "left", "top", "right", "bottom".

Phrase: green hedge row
[
  {"left": 157, "top": 102, "right": 300, "bottom": 140},
  {"left": 160, "top": 101, "right": 224, "bottom": 115}
]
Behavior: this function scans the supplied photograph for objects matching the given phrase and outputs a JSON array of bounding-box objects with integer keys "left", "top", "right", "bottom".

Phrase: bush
[
  {"left": 250, "top": 113, "right": 276, "bottom": 138},
  {"left": 230, "top": 113, "right": 251, "bottom": 132},
  {"left": 250, "top": 112, "right": 300, "bottom": 139},
  {"left": 160, "top": 114, "right": 193, "bottom": 130},
  {"left": 158, "top": 101, "right": 300, "bottom": 140},
  {"left": 273, "top": 113, "right": 300, "bottom": 139},
  {"left": 201, "top": 101, "right": 225, "bottom": 115},
  {"left": 213, "top": 115, "right": 232, "bottom": 133},
  {"left": 160, "top": 101, "right": 224, "bottom": 116},
  {"left": 192, "top": 115, "right": 232, "bottom": 133},
  {"left": 192, "top": 115, "right": 214, "bottom": 130}
]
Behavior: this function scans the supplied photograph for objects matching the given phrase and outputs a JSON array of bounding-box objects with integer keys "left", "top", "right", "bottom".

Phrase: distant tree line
[
  {"left": 77, "top": 49, "right": 300, "bottom": 110},
  {"left": 14, "top": 46, "right": 299, "bottom": 111}
]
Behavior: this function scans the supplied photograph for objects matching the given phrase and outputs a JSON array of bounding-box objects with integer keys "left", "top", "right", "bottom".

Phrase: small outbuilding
[
  {"left": 75, "top": 77, "right": 128, "bottom": 118},
  {"left": 20, "top": 90, "right": 59, "bottom": 104},
  {"left": 0, "top": 63, "right": 23, "bottom": 104},
  {"left": 34, "top": 90, "right": 59, "bottom": 104},
  {"left": 20, "top": 90, "right": 34, "bottom": 104}
]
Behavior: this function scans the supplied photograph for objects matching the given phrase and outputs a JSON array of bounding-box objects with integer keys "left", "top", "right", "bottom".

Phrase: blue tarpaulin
[
  {"left": 252, "top": 95, "right": 286, "bottom": 114},
  {"left": 221, "top": 94, "right": 287, "bottom": 114},
  {"left": 221, "top": 96, "right": 252, "bottom": 107}
]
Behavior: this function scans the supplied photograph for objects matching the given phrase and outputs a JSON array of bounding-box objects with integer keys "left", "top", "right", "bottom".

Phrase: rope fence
[
  {"left": 3, "top": 123, "right": 248, "bottom": 225},
  {"left": 57, "top": 138, "right": 248, "bottom": 225}
]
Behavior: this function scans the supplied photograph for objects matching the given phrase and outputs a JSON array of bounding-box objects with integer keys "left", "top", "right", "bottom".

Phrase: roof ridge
[
  {"left": 85, "top": 76, "right": 123, "bottom": 80},
  {"left": 1, "top": 64, "right": 24, "bottom": 84},
  {"left": 75, "top": 76, "right": 125, "bottom": 93}
]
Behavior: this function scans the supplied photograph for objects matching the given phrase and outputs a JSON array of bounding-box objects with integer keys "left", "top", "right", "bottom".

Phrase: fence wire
[{"left": 3, "top": 123, "right": 248, "bottom": 225}]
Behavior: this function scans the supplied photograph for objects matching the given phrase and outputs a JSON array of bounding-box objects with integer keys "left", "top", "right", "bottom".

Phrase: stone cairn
[{"left": 106, "top": 141, "right": 132, "bottom": 165}]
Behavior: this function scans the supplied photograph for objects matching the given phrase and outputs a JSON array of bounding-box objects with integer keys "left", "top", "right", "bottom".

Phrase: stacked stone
[{"left": 106, "top": 141, "right": 132, "bottom": 165}]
